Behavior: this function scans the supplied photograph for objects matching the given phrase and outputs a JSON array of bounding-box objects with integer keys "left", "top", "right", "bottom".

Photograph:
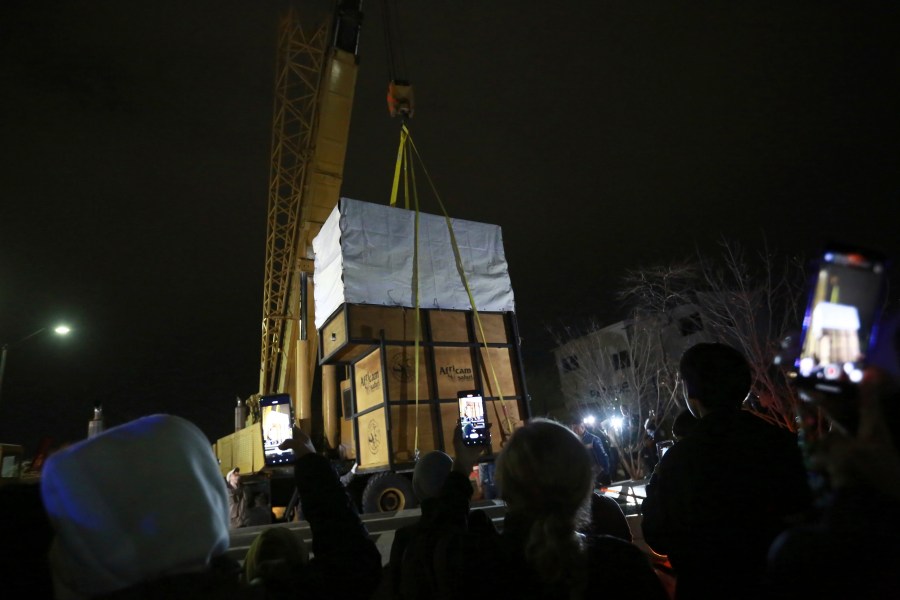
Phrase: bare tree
[
  {"left": 620, "top": 239, "right": 806, "bottom": 430},
  {"left": 551, "top": 317, "right": 683, "bottom": 479}
]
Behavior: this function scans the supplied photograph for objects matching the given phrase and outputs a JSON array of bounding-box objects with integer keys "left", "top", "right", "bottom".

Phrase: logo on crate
[
  {"left": 391, "top": 352, "right": 413, "bottom": 384},
  {"left": 359, "top": 370, "right": 381, "bottom": 394},
  {"left": 367, "top": 419, "right": 381, "bottom": 455},
  {"left": 438, "top": 364, "right": 474, "bottom": 383}
]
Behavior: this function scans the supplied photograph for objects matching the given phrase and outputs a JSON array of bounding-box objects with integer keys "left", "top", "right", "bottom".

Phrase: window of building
[
  {"left": 562, "top": 355, "right": 580, "bottom": 372},
  {"left": 611, "top": 350, "right": 630, "bottom": 370}
]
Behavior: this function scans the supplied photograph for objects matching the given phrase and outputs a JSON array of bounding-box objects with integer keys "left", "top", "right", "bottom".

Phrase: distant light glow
[
  {"left": 610, "top": 416, "right": 624, "bottom": 431},
  {"left": 54, "top": 325, "right": 71, "bottom": 335},
  {"left": 583, "top": 415, "right": 596, "bottom": 426}
]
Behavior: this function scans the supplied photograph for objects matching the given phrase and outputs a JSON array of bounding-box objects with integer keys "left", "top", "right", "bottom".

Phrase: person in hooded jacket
[{"left": 40, "top": 414, "right": 254, "bottom": 600}]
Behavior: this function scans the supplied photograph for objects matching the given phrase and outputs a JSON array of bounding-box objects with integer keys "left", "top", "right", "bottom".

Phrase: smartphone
[
  {"left": 793, "top": 244, "right": 889, "bottom": 398},
  {"left": 259, "top": 393, "right": 295, "bottom": 466},
  {"left": 458, "top": 390, "right": 490, "bottom": 446}
]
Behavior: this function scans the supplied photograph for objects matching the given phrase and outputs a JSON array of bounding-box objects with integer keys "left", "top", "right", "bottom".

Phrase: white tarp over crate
[{"left": 312, "top": 197, "right": 515, "bottom": 329}]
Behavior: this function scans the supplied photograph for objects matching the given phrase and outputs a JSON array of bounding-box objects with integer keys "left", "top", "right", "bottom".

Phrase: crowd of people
[{"left": 3, "top": 311, "right": 900, "bottom": 599}]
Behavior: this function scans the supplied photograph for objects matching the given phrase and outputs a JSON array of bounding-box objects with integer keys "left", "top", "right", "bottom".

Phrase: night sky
[{"left": 2, "top": 1, "right": 899, "bottom": 452}]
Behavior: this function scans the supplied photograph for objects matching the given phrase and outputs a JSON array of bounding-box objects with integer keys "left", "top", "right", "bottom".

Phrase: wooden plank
[
  {"left": 383, "top": 345, "right": 431, "bottom": 402},
  {"left": 390, "top": 403, "right": 437, "bottom": 462},
  {"left": 354, "top": 347, "right": 385, "bottom": 413},
  {"left": 474, "top": 312, "right": 509, "bottom": 344},
  {"left": 357, "top": 407, "right": 390, "bottom": 469},
  {"left": 428, "top": 310, "right": 469, "bottom": 342},
  {"left": 479, "top": 347, "right": 519, "bottom": 397},
  {"left": 321, "top": 308, "right": 348, "bottom": 360},
  {"left": 433, "top": 346, "right": 477, "bottom": 399},
  {"left": 350, "top": 305, "right": 419, "bottom": 341}
]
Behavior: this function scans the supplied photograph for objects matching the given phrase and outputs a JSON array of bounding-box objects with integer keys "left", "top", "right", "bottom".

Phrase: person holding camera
[{"left": 764, "top": 309, "right": 900, "bottom": 599}]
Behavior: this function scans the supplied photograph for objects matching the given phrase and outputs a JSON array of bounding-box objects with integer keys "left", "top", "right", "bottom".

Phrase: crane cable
[
  {"left": 390, "top": 124, "right": 516, "bottom": 453},
  {"left": 382, "top": 0, "right": 414, "bottom": 119},
  {"left": 381, "top": 0, "right": 406, "bottom": 84}
]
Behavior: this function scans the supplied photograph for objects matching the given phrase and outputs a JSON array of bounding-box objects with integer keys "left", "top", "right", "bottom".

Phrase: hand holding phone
[
  {"left": 451, "top": 423, "right": 487, "bottom": 475},
  {"left": 458, "top": 390, "right": 490, "bottom": 447},
  {"left": 278, "top": 426, "right": 315, "bottom": 458},
  {"left": 792, "top": 244, "right": 889, "bottom": 399},
  {"left": 259, "top": 393, "right": 296, "bottom": 466}
]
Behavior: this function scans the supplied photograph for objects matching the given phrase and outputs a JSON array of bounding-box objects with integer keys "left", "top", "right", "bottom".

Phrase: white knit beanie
[{"left": 40, "top": 414, "right": 230, "bottom": 599}]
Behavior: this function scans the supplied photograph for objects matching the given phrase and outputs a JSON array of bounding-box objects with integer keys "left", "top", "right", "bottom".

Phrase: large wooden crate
[{"left": 330, "top": 305, "right": 529, "bottom": 469}]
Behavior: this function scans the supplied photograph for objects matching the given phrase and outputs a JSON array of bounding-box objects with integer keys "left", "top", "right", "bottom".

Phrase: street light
[{"left": 0, "top": 325, "right": 72, "bottom": 406}]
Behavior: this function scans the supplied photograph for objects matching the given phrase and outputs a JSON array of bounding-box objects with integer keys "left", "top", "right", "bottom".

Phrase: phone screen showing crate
[
  {"left": 261, "top": 396, "right": 293, "bottom": 465},
  {"left": 796, "top": 251, "right": 885, "bottom": 385},
  {"left": 459, "top": 395, "right": 486, "bottom": 443}
]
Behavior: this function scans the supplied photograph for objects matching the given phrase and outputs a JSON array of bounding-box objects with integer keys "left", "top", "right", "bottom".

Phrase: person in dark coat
[
  {"left": 570, "top": 416, "right": 612, "bottom": 486},
  {"left": 641, "top": 343, "right": 813, "bottom": 600},
  {"left": 386, "top": 450, "right": 490, "bottom": 600}
]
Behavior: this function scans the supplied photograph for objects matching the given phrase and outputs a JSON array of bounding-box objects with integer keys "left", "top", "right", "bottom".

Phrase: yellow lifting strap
[
  {"left": 389, "top": 126, "right": 409, "bottom": 208},
  {"left": 390, "top": 124, "right": 516, "bottom": 448}
]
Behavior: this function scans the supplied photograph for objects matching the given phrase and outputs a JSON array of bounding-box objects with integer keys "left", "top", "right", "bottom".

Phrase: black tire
[{"left": 361, "top": 471, "right": 418, "bottom": 514}]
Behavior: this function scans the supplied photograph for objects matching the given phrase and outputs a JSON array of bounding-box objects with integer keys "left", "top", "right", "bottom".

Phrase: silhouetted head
[
  {"left": 496, "top": 418, "right": 593, "bottom": 586},
  {"left": 412, "top": 450, "right": 452, "bottom": 502},
  {"left": 243, "top": 526, "right": 308, "bottom": 585},
  {"left": 680, "top": 343, "right": 752, "bottom": 417},
  {"left": 496, "top": 418, "right": 593, "bottom": 519},
  {"left": 584, "top": 491, "right": 632, "bottom": 542}
]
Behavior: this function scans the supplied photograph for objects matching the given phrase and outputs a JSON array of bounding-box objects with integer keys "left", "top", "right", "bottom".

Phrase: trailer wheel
[{"left": 361, "top": 472, "right": 418, "bottom": 513}]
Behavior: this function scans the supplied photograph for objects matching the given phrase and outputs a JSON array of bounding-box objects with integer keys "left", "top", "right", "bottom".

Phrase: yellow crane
[
  {"left": 259, "top": 0, "right": 362, "bottom": 435},
  {"left": 217, "top": 1, "right": 529, "bottom": 515}
]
